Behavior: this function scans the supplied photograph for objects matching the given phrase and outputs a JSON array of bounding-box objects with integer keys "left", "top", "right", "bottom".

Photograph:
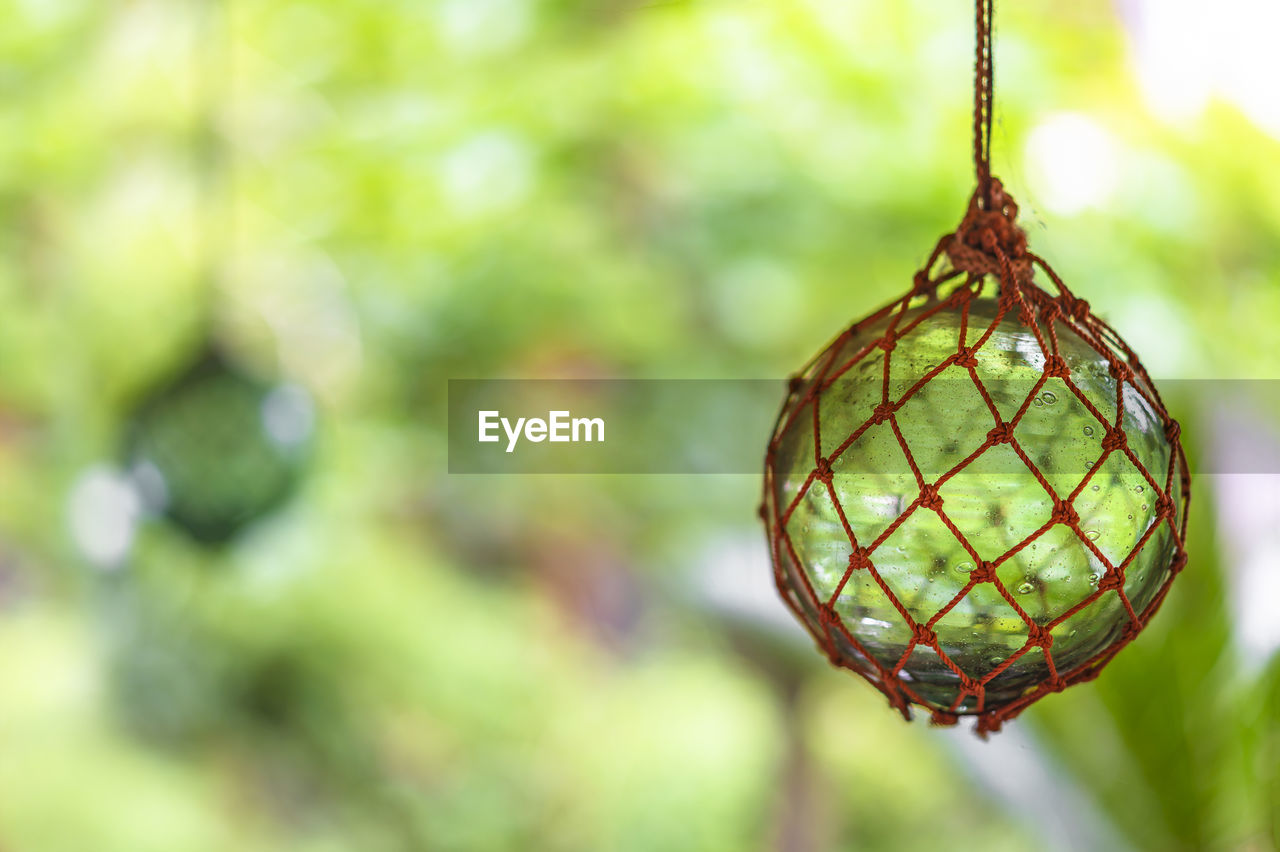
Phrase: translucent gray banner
[{"left": 447, "top": 379, "right": 1277, "bottom": 474}]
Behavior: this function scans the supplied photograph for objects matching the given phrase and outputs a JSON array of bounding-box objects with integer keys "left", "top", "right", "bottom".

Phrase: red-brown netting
[{"left": 760, "top": 181, "right": 1191, "bottom": 735}]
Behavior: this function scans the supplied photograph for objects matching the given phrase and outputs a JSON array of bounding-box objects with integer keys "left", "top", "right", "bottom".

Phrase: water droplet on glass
[
  {"left": 1083, "top": 425, "right": 1094, "bottom": 437},
  {"left": 1016, "top": 580, "right": 1035, "bottom": 595},
  {"left": 1141, "top": 503, "right": 1148, "bottom": 511},
  {"left": 1033, "top": 398, "right": 1044, "bottom": 408},
  {"left": 1085, "top": 529, "right": 1100, "bottom": 541},
  {"left": 1041, "top": 391, "right": 1058, "bottom": 405},
  {"left": 1091, "top": 484, "right": 1100, "bottom": 492},
  {"left": 1127, "top": 514, "right": 1133, "bottom": 520},
  {"left": 955, "top": 560, "right": 975, "bottom": 574},
  {"left": 1089, "top": 572, "right": 1102, "bottom": 585},
  {"left": 924, "top": 364, "right": 936, "bottom": 372},
  {"left": 1135, "top": 485, "right": 1144, "bottom": 493}
]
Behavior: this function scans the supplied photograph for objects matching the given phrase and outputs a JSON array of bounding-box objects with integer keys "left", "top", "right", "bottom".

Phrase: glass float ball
[
  {"left": 764, "top": 296, "right": 1187, "bottom": 716},
  {"left": 125, "top": 351, "right": 314, "bottom": 546}
]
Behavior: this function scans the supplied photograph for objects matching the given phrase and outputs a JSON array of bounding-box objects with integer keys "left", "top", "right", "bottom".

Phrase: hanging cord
[
  {"left": 973, "top": 0, "right": 995, "bottom": 209},
  {"left": 944, "top": 0, "right": 1030, "bottom": 292}
]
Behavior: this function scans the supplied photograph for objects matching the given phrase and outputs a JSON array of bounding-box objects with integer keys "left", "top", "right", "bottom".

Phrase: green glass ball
[
  {"left": 125, "top": 352, "right": 313, "bottom": 546},
  {"left": 764, "top": 295, "right": 1187, "bottom": 718}
]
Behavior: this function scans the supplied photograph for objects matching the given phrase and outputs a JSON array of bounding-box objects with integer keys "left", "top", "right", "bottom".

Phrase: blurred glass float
[{"left": 124, "top": 349, "right": 314, "bottom": 546}]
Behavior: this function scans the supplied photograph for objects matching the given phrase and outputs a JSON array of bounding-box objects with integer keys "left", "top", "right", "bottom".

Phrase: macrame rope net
[{"left": 761, "top": 0, "right": 1191, "bottom": 735}]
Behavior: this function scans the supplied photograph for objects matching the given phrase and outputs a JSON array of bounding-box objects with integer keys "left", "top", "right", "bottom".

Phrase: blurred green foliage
[{"left": 0, "top": 0, "right": 1277, "bottom": 850}]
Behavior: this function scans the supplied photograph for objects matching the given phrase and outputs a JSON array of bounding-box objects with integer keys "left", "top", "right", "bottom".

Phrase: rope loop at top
[{"left": 945, "top": 179, "right": 1030, "bottom": 286}]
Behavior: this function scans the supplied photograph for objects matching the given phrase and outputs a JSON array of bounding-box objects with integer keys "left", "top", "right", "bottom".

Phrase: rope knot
[
  {"left": 1050, "top": 498, "right": 1079, "bottom": 527},
  {"left": 1108, "top": 361, "right": 1134, "bottom": 383},
  {"left": 1045, "top": 676, "right": 1068, "bottom": 694},
  {"left": 1164, "top": 420, "right": 1181, "bottom": 443},
  {"left": 918, "top": 484, "right": 944, "bottom": 512},
  {"left": 1027, "top": 623, "right": 1053, "bottom": 649},
  {"left": 930, "top": 709, "right": 959, "bottom": 727},
  {"left": 877, "top": 334, "right": 897, "bottom": 354},
  {"left": 814, "top": 456, "right": 834, "bottom": 483},
  {"left": 1067, "top": 296, "right": 1092, "bottom": 323},
  {"left": 954, "top": 346, "right": 979, "bottom": 368},
  {"left": 945, "top": 181, "right": 1032, "bottom": 282},
  {"left": 911, "top": 623, "right": 937, "bottom": 647},
  {"left": 987, "top": 422, "right": 1015, "bottom": 445},
  {"left": 1171, "top": 552, "right": 1188, "bottom": 574},
  {"left": 977, "top": 714, "right": 1004, "bottom": 736},
  {"left": 1101, "top": 427, "right": 1128, "bottom": 453},
  {"left": 1154, "top": 493, "right": 1175, "bottom": 520},
  {"left": 969, "top": 561, "right": 997, "bottom": 584},
  {"left": 961, "top": 181, "right": 1027, "bottom": 259},
  {"left": 1042, "top": 354, "right": 1069, "bottom": 379},
  {"left": 787, "top": 375, "right": 805, "bottom": 394},
  {"left": 848, "top": 547, "right": 871, "bottom": 571},
  {"left": 870, "top": 403, "right": 894, "bottom": 426},
  {"left": 1097, "top": 569, "right": 1123, "bottom": 592}
]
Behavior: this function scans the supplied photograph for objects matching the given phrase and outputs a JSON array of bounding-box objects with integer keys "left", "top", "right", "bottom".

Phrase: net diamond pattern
[{"left": 761, "top": 193, "right": 1190, "bottom": 735}]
